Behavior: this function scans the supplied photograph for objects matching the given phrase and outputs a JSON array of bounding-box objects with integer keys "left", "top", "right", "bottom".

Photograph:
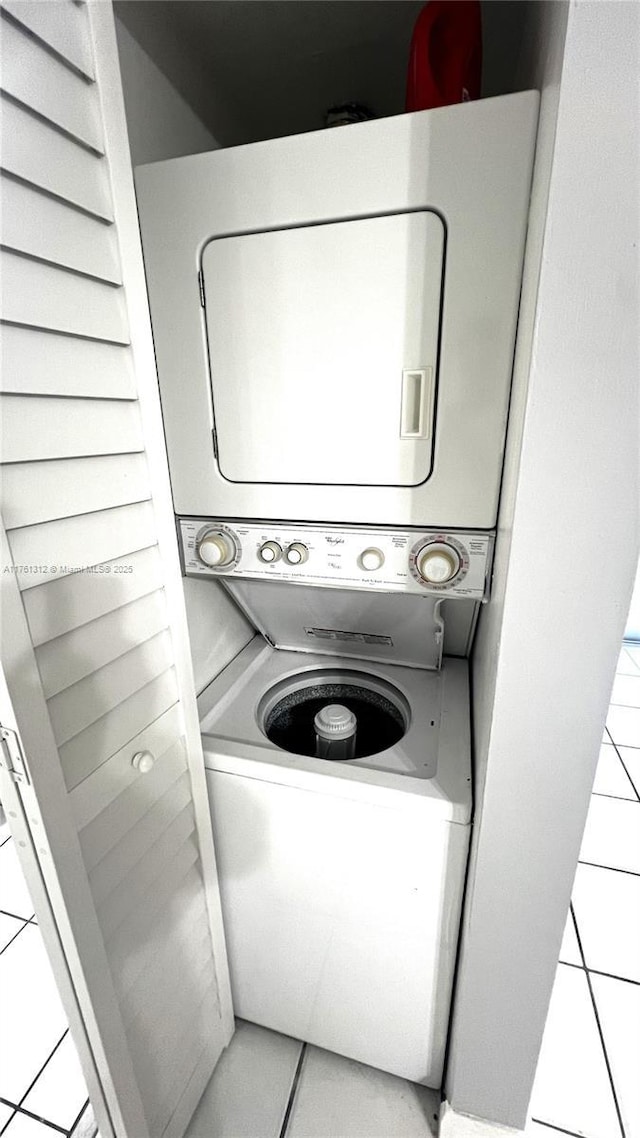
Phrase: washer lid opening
[{"left": 258, "top": 668, "right": 409, "bottom": 759}]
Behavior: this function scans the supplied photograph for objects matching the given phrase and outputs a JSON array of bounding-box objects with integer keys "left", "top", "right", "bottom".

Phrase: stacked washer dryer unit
[{"left": 136, "top": 92, "right": 538, "bottom": 1088}]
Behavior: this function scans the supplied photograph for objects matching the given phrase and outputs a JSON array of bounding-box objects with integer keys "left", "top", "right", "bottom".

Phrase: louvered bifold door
[{"left": 0, "top": 4, "right": 233, "bottom": 1137}]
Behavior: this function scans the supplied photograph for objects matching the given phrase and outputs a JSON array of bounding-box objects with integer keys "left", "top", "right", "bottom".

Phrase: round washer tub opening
[{"left": 258, "top": 670, "right": 408, "bottom": 759}]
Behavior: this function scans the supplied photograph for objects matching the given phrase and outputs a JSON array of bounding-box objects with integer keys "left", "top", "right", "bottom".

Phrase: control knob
[
  {"left": 258, "top": 541, "right": 282, "bottom": 563},
  {"left": 285, "top": 543, "right": 308, "bottom": 565},
  {"left": 197, "top": 530, "right": 237, "bottom": 568},
  {"left": 416, "top": 542, "right": 460, "bottom": 585},
  {"left": 358, "top": 547, "right": 385, "bottom": 572}
]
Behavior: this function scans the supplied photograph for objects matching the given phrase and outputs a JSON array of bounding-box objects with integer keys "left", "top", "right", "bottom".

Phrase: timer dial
[
  {"left": 197, "top": 530, "right": 237, "bottom": 568},
  {"left": 416, "top": 542, "right": 460, "bottom": 585},
  {"left": 285, "top": 542, "right": 308, "bottom": 565},
  {"left": 258, "top": 541, "right": 283, "bottom": 563},
  {"left": 358, "top": 547, "right": 385, "bottom": 572}
]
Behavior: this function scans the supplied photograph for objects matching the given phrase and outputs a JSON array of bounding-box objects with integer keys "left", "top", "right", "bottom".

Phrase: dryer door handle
[{"left": 400, "top": 368, "right": 432, "bottom": 440}]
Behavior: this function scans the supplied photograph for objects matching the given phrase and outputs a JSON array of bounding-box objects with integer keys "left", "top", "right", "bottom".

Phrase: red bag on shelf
[{"left": 406, "top": 0, "right": 482, "bottom": 113}]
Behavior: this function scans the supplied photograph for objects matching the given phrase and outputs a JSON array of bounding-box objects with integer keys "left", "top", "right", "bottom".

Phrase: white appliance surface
[
  {"left": 199, "top": 638, "right": 471, "bottom": 1085},
  {"left": 136, "top": 92, "right": 539, "bottom": 528},
  {"left": 200, "top": 639, "right": 471, "bottom": 815},
  {"left": 202, "top": 211, "right": 444, "bottom": 486},
  {"left": 220, "top": 580, "right": 446, "bottom": 670}
]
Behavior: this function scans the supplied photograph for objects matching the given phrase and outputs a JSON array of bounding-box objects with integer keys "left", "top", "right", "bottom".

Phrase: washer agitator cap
[{"left": 314, "top": 704, "right": 357, "bottom": 740}]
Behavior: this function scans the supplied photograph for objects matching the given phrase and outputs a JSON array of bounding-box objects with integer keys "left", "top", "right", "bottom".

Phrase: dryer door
[{"left": 202, "top": 210, "right": 444, "bottom": 487}]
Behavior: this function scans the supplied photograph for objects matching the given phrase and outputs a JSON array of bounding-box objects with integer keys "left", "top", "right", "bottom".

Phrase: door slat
[
  {"left": 96, "top": 806, "right": 195, "bottom": 942},
  {"left": 0, "top": 325, "right": 135, "bottom": 399},
  {"left": 122, "top": 916, "right": 211, "bottom": 1034},
  {"left": 1, "top": 454, "right": 150, "bottom": 530},
  {"left": 2, "top": 0, "right": 95, "bottom": 79},
  {"left": 1, "top": 99, "right": 112, "bottom": 221},
  {"left": 58, "top": 669, "right": 179, "bottom": 791},
  {"left": 8, "top": 501, "right": 155, "bottom": 593},
  {"left": 0, "top": 16, "right": 103, "bottom": 152},
  {"left": 23, "top": 546, "right": 163, "bottom": 646},
  {"left": 73, "top": 722, "right": 185, "bottom": 842},
  {"left": 48, "top": 630, "right": 174, "bottom": 747},
  {"left": 36, "top": 589, "right": 167, "bottom": 699},
  {"left": 108, "top": 865, "right": 203, "bottom": 1002},
  {"left": 1, "top": 396, "right": 141, "bottom": 466},
  {"left": 1, "top": 176, "right": 121, "bottom": 284},
  {"left": 106, "top": 845, "right": 200, "bottom": 979},
  {"left": 88, "top": 772, "right": 192, "bottom": 906},
  {"left": 150, "top": 988, "right": 220, "bottom": 1137},
  {"left": 128, "top": 960, "right": 216, "bottom": 1109},
  {"left": 1, "top": 251, "right": 129, "bottom": 343}
]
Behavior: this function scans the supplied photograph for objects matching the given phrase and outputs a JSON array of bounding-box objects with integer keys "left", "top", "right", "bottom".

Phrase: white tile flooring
[
  {"left": 2, "top": 642, "right": 639, "bottom": 1138},
  {"left": 0, "top": 816, "right": 94, "bottom": 1138},
  {"left": 185, "top": 1021, "right": 440, "bottom": 1138},
  {"left": 527, "top": 640, "right": 640, "bottom": 1138}
]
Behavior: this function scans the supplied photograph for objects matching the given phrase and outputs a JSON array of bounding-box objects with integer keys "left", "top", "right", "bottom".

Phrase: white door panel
[
  {"left": 0, "top": 4, "right": 233, "bottom": 1136},
  {"left": 204, "top": 211, "right": 443, "bottom": 486}
]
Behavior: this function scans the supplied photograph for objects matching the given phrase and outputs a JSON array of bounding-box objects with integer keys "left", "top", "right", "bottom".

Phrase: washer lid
[{"left": 221, "top": 578, "right": 444, "bottom": 670}]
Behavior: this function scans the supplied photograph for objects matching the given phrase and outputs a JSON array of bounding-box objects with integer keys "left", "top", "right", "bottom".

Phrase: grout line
[
  {"left": 530, "top": 1120, "right": 588, "bottom": 1137},
  {"left": 0, "top": 908, "right": 35, "bottom": 923},
  {"left": 589, "top": 968, "right": 640, "bottom": 988},
  {"left": 66, "top": 1097, "right": 90, "bottom": 1137},
  {"left": 592, "top": 791, "right": 639, "bottom": 802},
  {"left": 558, "top": 959, "right": 640, "bottom": 988},
  {"left": 9, "top": 1104, "right": 68, "bottom": 1134},
  {"left": 14, "top": 1030, "right": 69, "bottom": 1118},
  {"left": 609, "top": 740, "right": 640, "bottom": 802},
  {"left": 0, "top": 918, "right": 29, "bottom": 955},
  {"left": 578, "top": 860, "right": 640, "bottom": 878},
  {"left": 570, "top": 905, "right": 627, "bottom": 1138},
  {"left": 279, "top": 1043, "right": 307, "bottom": 1138},
  {"left": 0, "top": 1110, "right": 16, "bottom": 1138}
]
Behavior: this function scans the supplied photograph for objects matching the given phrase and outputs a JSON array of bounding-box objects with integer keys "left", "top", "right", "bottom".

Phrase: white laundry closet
[{"left": 0, "top": 4, "right": 637, "bottom": 1138}]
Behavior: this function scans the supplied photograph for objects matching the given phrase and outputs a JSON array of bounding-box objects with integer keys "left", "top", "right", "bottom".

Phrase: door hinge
[
  {"left": 198, "top": 270, "right": 206, "bottom": 309},
  {"left": 0, "top": 725, "right": 30, "bottom": 786}
]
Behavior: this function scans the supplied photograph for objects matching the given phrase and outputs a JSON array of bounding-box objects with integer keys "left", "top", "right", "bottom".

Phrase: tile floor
[
  {"left": 185, "top": 1021, "right": 440, "bottom": 1138},
  {"left": 0, "top": 814, "right": 95, "bottom": 1138},
  {"left": 526, "top": 640, "right": 640, "bottom": 1138},
  {"left": 2, "top": 642, "right": 638, "bottom": 1138}
]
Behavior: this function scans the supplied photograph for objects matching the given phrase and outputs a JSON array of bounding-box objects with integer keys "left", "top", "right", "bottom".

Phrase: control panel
[{"left": 179, "top": 520, "right": 494, "bottom": 600}]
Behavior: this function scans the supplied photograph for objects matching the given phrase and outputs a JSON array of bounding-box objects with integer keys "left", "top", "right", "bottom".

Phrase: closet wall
[
  {"left": 114, "top": 17, "right": 255, "bottom": 694},
  {"left": 449, "top": 1, "right": 639, "bottom": 1128}
]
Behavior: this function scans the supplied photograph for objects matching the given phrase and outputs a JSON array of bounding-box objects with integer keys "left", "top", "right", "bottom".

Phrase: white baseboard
[{"left": 439, "top": 1101, "right": 525, "bottom": 1137}]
